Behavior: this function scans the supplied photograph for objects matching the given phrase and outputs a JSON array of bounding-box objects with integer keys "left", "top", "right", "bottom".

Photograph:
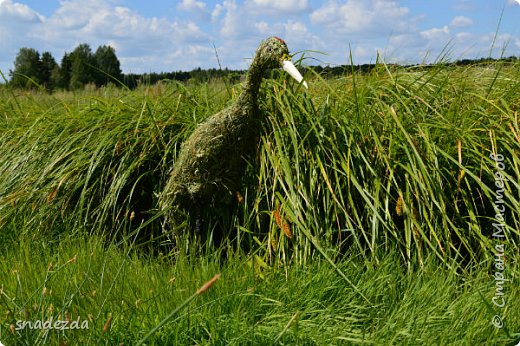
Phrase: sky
[{"left": 0, "top": 0, "right": 520, "bottom": 76}]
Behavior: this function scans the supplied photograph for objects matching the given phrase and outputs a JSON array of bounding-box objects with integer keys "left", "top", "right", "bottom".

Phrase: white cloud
[
  {"left": 249, "top": 0, "right": 309, "bottom": 13},
  {"left": 0, "top": 0, "right": 44, "bottom": 72},
  {"left": 30, "top": 0, "right": 209, "bottom": 73},
  {"left": 218, "top": 0, "right": 241, "bottom": 38},
  {"left": 450, "top": 16, "right": 473, "bottom": 28},
  {"left": 388, "top": 28, "right": 520, "bottom": 64},
  {"left": 255, "top": 21, "right": 270, "bottom": 34},
  {"left": 455, "top": 32, "right": 472, "bottom": 41},
  {"left": 389, "top": 33, "right": 422, "bottom": 49},
  {"left": 211, "top": 3, "right": 223, "bottom": 22},
  {"left": 0, "top": 0, "right": 42, "bottom": 22},
  {"left": 283, "top": 20, "right": 307, "bottom": 35},
  {"left": 178, "top": 0, "right": 207, "bottom": 12},
  {"left": 1, "top": 0, "right": 520, "bottom": 77},
  {"left": 178, "top": 0, "right": 210, "bottom": 20},
  {"left": 507, "top": 0, "right": 520, "bottom": 6},
  {"left": 420, "top": 26, "right": 450, "bottom": 40},
  {"left": 281, "top": 20, "right": 317, "bottom": 46},
  {"left": 310, "top": 0, "right": 411, "bottom": 35}
]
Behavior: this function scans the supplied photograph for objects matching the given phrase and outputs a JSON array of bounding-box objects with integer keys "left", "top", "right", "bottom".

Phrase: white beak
[{"left": 282, "top": 60, "right": 308, "bottom": 89}]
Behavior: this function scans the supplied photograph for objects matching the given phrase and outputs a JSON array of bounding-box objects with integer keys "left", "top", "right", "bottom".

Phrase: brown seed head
[
  {"left": 396, "top": 195, "right": 403, "bottom": 216},
  {"left": 196, "top": 274, "right": 221, "bottom": 295},
  {"left": 66, "top": 255, "right": 77, "bottom": 264},
  {"left": 273, "top": 209, "right": 283, "bottom": 229},
  {"left": 102, "top": 313, "right": 113, "bottom": 333},
  {"left": 282, "top": 222, "right": 293, "bottom": 239}
]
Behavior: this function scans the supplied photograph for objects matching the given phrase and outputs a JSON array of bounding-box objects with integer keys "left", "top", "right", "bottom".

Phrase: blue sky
[{"left": 0, "top": 0, "right": 519, "bottom": 75}]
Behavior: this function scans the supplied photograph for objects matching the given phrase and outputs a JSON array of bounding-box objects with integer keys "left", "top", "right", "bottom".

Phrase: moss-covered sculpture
[{"left": 159, "top": 37, "right": 307, "bottom": 232}]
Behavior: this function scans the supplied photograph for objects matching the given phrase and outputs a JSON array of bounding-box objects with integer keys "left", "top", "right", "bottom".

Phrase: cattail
[
  {"left": 236, "top": 191, "right": 245, "bottom": 204},
  {"left": 273, "top": 209, "right": 283, "bottom": 229},
  {"left": 47, "top": 187, "right": 58, "bottom": 203},
  {"left": 47, "top": 177, "right": 66, "bottom": 203},
  {"left": 282, "top": 222, "right": 293, "bottom": 239},
  {"left": 509, "top": 121, "right": 520, "bottom": 145},
  {"left": 273, "top": 208, "right": 292, "bottom": 238},
  {"left": 396, "top": 194, "right": 403, "bottom": 216},
  {"left": 196, "top": 274, "right": 221, "bottom": 295},
  {"left": 103, "top": 313, "right": 113, "bottom": 333},
  {"left": 66, "top": 255, "right": 77, "bottom": 264}
]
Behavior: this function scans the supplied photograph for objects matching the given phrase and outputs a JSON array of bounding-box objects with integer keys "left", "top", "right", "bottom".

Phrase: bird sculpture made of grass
[{"left": 159, "top": 36, "right": 307, "bottom": 234}]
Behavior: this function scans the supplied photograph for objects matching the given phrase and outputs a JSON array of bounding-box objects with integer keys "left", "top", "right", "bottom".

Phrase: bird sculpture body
[{"left": 160, "top": 37, "right": 306, "bottom": 233}]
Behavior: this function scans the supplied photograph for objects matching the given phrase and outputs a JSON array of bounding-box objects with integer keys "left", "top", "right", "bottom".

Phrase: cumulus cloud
[
  {"left": 0, "top": 0, "right": 44, "bottom": 72},
  {"left": 218, "top": 0, "right": 242, "bottom": 38},
  {"left": 1, "top": 0, "right": 212, "bottom": 73},
  {"left": 178, "top": 0, "right": 207, "bottom": 12},
  {"left": 450, "top": 16, "right": 473, "bottom": 28},
  {"left": 420, "top": 26, "right": 450, "bottom": 40},
  {"left": 178, "top": 0, "right": 210, "bottom": 20},
  {"left": 0, "top": 0, "right": 41, "bottom": 22},
  {"left": 248, "top": 0, "right": 310, "bottom": 14},
  {"left": 255, "top": 21, "right": 270, "bottom": 34},
  {"left": 1, "top": 0, "right": 520, "bottom": 76},
  {"left": 389, "top": 33, "right": 422, "bottom": 49},
  {"left": 281, "top": 20, "right": 322, "bottom": 47},
  {"left": 310, "top": 0, "right": 411, "bottom": 36},
  {"left": 388, "top": 27, "right": 520, "bottom": 64},
  {"left": 455, "top": 32, "right": 472, "bottom": 41}
]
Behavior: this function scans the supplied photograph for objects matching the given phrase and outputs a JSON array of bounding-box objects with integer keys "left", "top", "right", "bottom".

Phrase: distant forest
[{"left": 5, "top": 43, "right": 519, "bottom": 91}]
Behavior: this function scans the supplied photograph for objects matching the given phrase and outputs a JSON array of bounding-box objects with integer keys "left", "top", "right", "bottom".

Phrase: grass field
[{"left": 0, "top": 60, "right": 519, "bottom": 345}]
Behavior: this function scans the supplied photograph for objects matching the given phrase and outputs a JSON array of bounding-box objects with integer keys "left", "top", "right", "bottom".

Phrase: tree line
[
  {"left": 10, "top": 44, "right": 123, "bottom": 90},
  {"left": 8, "top": 43, "right": 519, "bottom": 91},
  {"left": 8, "top": 44, "right": 244, "bottom": 91}
]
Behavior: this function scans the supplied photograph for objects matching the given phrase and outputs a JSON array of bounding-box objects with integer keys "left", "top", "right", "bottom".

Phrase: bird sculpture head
[{"left": 254, "top": 36, "right": 308, "bottom": 88}]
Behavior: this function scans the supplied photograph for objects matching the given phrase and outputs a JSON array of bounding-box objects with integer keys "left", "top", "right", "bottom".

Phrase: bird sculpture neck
[{"left": 235, "top": 58, "right": 264, "bottom": 115}]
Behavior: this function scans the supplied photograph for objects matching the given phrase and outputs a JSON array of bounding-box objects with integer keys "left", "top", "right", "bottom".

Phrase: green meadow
[{"left": 0, "top": 61, "right": 519, "bottom": 345}]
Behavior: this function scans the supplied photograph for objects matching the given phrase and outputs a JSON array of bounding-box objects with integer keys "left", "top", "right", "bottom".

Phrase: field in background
[{"left": 0, "top": 61, "right": 519, "bottom": 344}]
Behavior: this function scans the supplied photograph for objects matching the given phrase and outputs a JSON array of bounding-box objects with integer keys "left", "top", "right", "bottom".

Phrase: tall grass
[
  {"left": 1, "top": 61, "right": 519, "bottom": 263},
  {"left": 0, "top": 232, "right": 518, "bottom": 345},
  {"left": 0, "top": 61, "right": 519, "bottom": 343},
  {"left": 251, "top": 62, "right": 520, "bottom": 268}
]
